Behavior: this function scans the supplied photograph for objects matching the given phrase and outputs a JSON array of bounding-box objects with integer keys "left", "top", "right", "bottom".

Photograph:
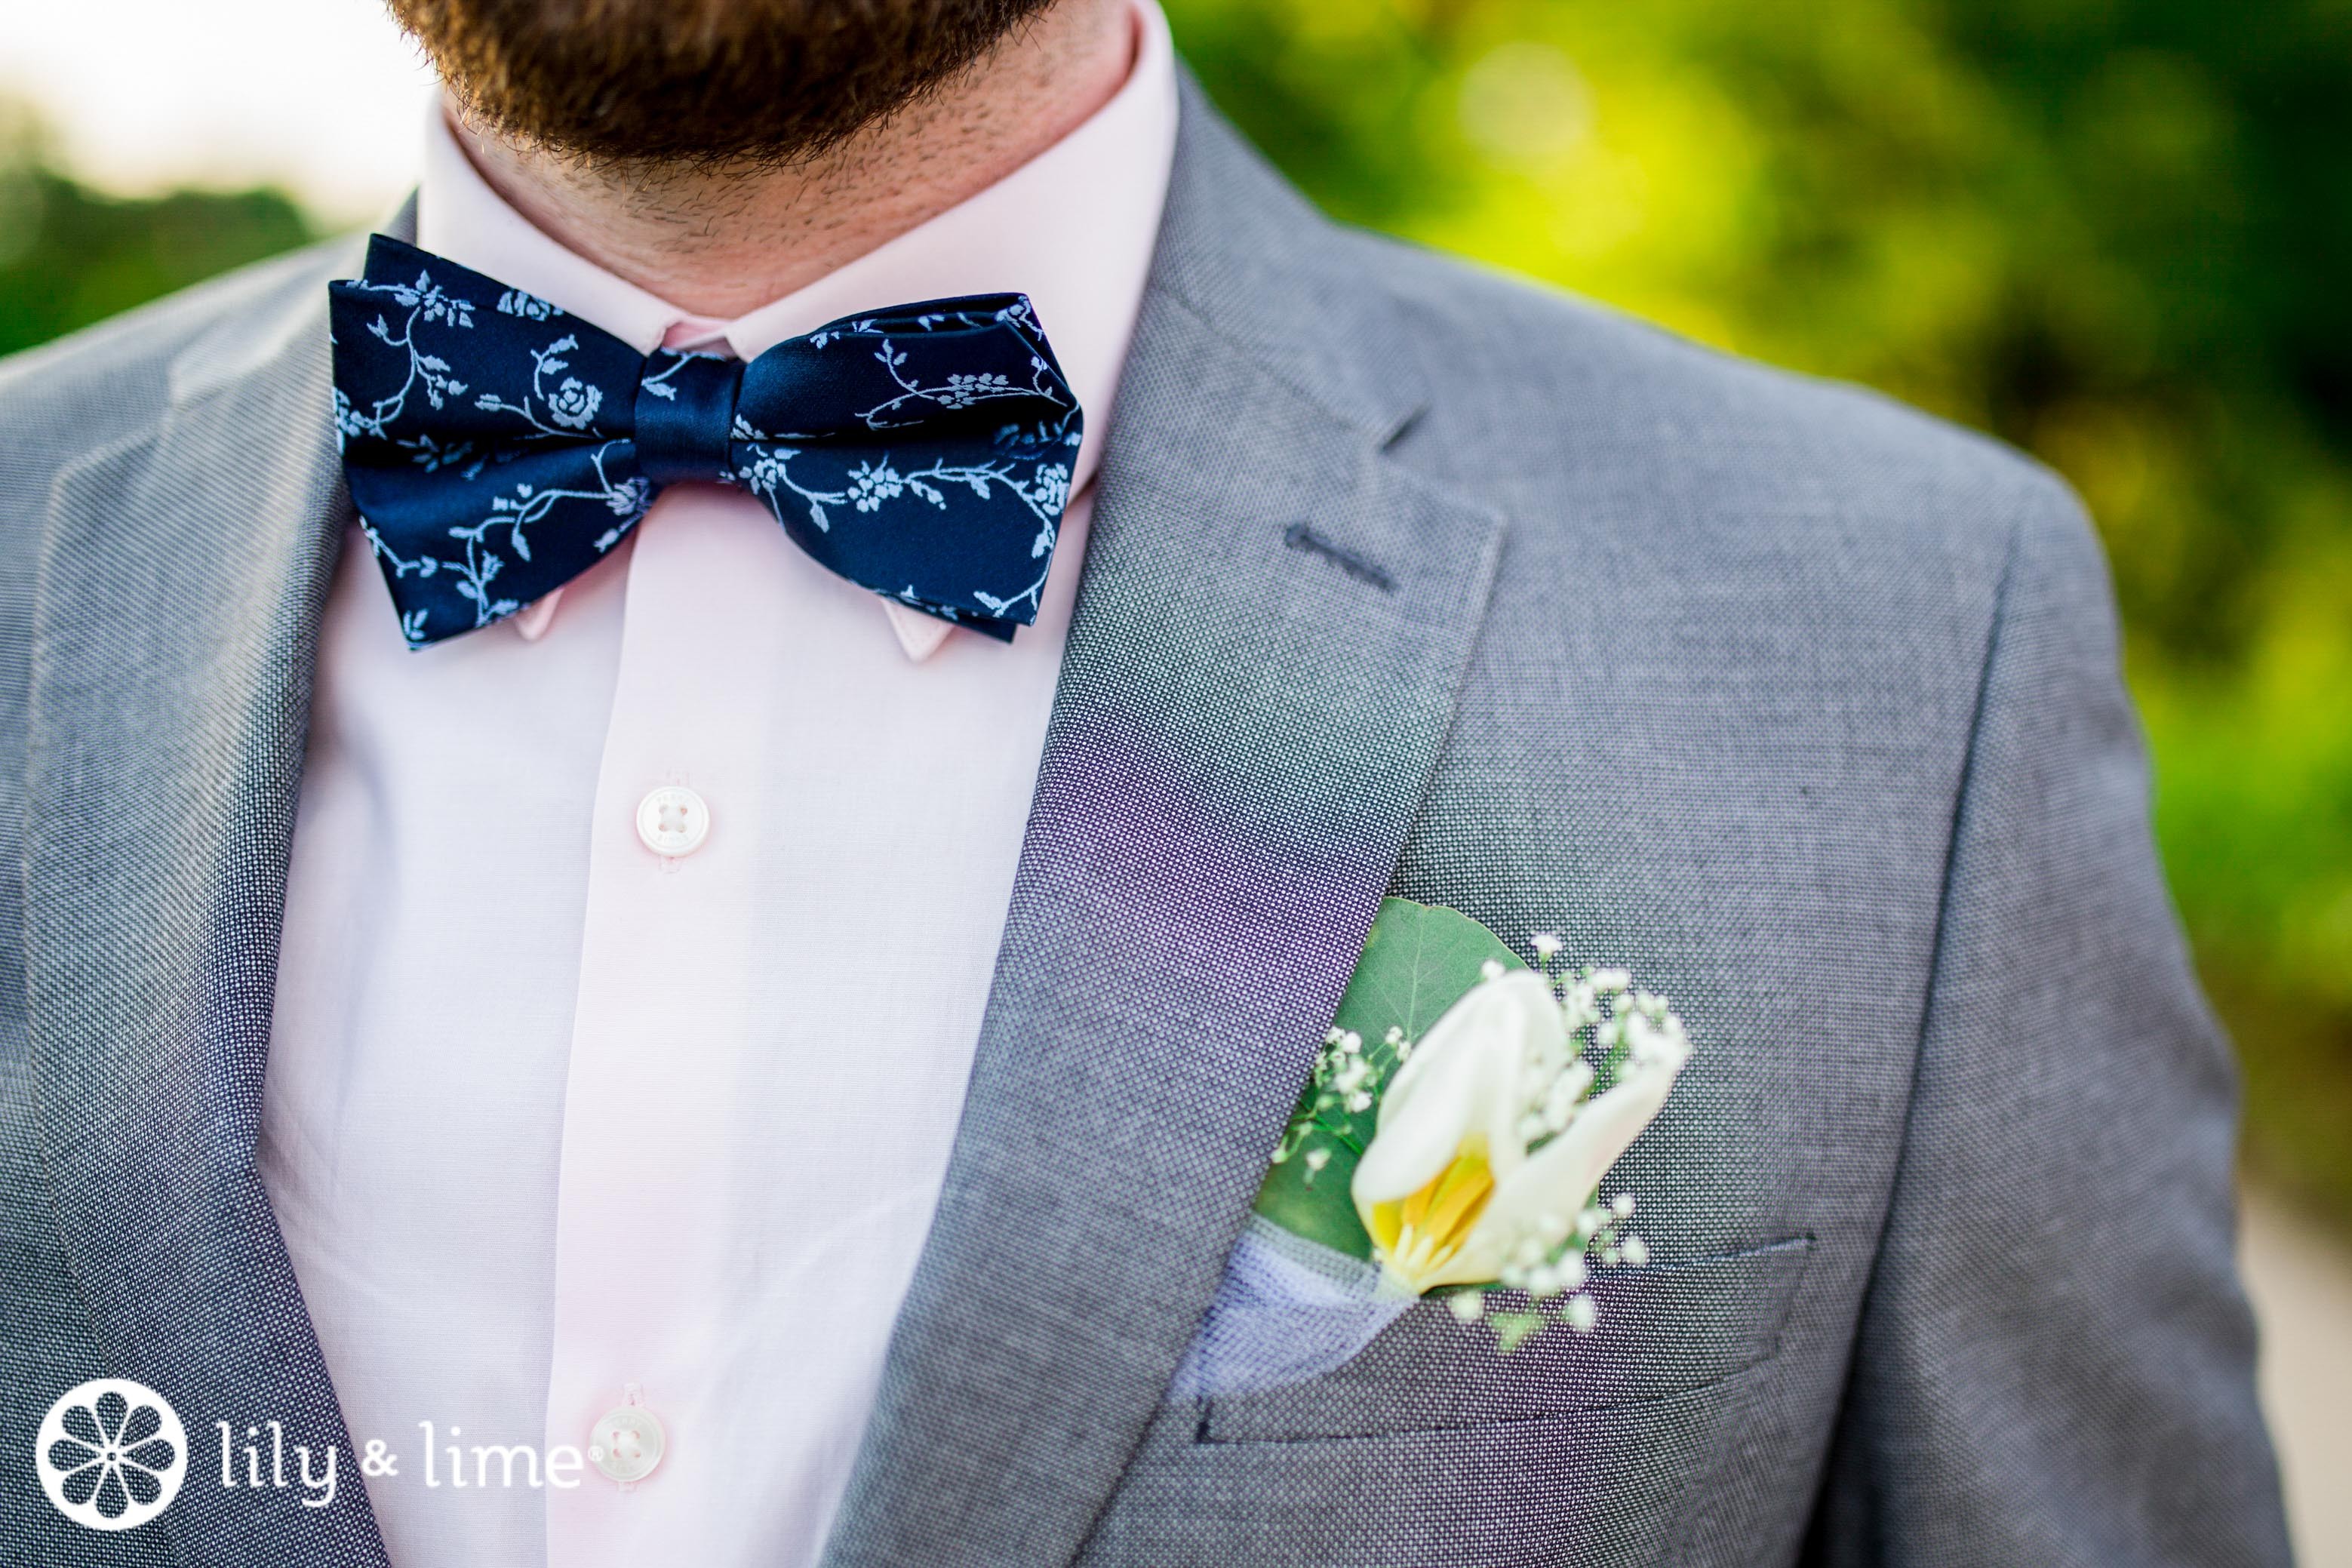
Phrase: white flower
[
  {"left": 1032, "top": 463, "right": 1071, "bottom": 514},
  {"left": 1448, "top": 1291, "right": 1485, "bottom": 1324},
  {"left": 937, "top": 370, "right": 1010, "bottom": 408},
  {"left": 604, "top": 477, "right": 650, "bottom": 518},
  {"left": 848, "top": 461, "right": 905, "bottom": 512},
  {"left": 546, "top": 377, "right": 601, "bottom": 429},
  {"left": 1533, "top": 933, "right": 1563, "bottom": 958},
  {"left": 1350, "top": 969, "right": 1692, "bottom": 1295},
  {"left": 1563, "top": 1293, "right": 1599, "bottom": 1333}
]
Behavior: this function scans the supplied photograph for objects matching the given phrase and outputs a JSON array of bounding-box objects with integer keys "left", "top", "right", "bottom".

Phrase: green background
[{"left": 3, "top": 0, "right": 2345, "bottom": 1230}]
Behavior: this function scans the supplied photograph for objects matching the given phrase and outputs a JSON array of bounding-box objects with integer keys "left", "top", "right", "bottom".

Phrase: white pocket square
[{"left": 1169, "top": 1216, "right": 1415, "bottom": 1400}]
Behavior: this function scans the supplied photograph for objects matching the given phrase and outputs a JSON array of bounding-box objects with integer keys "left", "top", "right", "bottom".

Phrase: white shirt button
[
  {"left": 587, "top": 1402, "right": 666, "bottom": 1484},
  {"left": 635, "top": 786, "right": 709, "bottom": 857}
]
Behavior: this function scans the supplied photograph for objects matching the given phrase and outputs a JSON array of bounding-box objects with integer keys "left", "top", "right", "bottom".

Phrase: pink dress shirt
[{"left": 257, "top": 8, "right": 1179, "bottom": 1563}]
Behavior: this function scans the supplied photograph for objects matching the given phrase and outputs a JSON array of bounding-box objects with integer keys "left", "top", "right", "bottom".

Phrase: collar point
[{"left": 881, "top": 600, "right": 957, "bottom": 662}]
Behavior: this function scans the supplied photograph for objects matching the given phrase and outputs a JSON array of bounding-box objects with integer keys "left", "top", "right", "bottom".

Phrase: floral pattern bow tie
[{"left": 328, "top": 235, "right": 1081, "bottom": 648}]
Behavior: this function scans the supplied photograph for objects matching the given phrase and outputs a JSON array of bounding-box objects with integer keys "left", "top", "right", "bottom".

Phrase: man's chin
[{"left": 388, "top": 0, "right": 1060, "bottom": 165}]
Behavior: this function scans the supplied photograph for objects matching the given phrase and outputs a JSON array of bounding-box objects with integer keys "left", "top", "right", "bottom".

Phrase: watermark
[
  {"left": 35, "top": 1379, "right": 189, "bottom": 1532},
  {"left": 216, "top": 1421, "right": 343, "bottom": 1508},
  {"left": 383, "top": 1422, "right": 589, "bottom": 1491},
  {"left": 35, "top": 1382, "right": 601, "bottom": 1533}
]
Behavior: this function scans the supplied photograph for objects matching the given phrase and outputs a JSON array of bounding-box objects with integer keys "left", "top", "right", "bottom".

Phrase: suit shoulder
[
  {"left": 0, "top": 237, "right": 352, "bottom": 483},
  {"left": 1342, "top": 229, "right": 2086, "bottom": 571}
]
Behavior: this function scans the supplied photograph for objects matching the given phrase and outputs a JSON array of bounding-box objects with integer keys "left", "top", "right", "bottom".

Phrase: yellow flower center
[{"left": 1366, "top": 1138, "right": 1496, "bottom": 1287}]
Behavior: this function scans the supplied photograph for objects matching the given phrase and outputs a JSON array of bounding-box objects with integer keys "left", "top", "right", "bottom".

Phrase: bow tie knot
[
  {"left": 635, "top": 351, "right": 742, "bottom": 487},
  {"left": 329, "top": 235, "right": 1081, "bottom": 648}
]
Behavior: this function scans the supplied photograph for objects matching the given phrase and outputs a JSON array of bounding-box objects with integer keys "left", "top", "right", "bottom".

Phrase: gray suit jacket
[{"left": 0, "top": 85, "right": 2291, "bottom": 1568}]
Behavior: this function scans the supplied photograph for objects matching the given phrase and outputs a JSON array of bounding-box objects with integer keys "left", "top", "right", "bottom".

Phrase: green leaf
[
  {"left": 1250, "top": 898, "right": 1526, "bottom": 1260},
  {"left": 1333, "top": 897, "right": 1527, "bottom": 1047}
]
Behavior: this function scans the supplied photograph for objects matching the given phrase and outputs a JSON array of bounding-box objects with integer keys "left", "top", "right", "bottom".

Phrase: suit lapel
[
  {"left": 23, "top": 237, "right": 393, "bottom": 1565},
  {"left": 818, "top": 90, "right": 1505, "bottom": 1568},
  {"left": 21, "top": 100, "right": 1490, "bottom": 1567}
]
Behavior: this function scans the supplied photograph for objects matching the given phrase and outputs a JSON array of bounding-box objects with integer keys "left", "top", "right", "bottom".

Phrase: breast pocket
[{"left": 1191, "top": 1234, "right": 1813, "bottom": 1443}]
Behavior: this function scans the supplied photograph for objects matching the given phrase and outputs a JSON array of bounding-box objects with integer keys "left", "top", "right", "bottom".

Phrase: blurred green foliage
[
  {"left": 0, "top": 110, "right": 313, "bottom": 358},
  {"left": 0, "top": 0, "right": 2345, "bottom": 1222},
  {"left": 1168, "top": 0, "right": 2352, "bottom": 1226}
]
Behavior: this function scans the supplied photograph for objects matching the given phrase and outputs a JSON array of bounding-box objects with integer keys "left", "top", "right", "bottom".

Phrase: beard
[{"left": 388, "top": 0, "right": 1060, "bottom": 168}]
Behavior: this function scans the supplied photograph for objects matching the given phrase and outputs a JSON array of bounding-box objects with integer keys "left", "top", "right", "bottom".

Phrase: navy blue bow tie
[{"left": 328, "top": 235, "right": 1081, "bottom": 648}]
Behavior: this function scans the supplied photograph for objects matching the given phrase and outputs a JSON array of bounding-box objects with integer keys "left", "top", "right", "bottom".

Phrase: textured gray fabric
[
  {"left": 1, "top": 239, "right": 386, "bottom": 1566},
  {"left": 0, "top": 75, "right": 2289, "bottom": 1568}
]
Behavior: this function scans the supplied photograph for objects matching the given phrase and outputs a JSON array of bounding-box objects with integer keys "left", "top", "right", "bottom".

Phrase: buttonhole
[{"left": 1284, "top": 522, "right": 1397, "bottom": 594}]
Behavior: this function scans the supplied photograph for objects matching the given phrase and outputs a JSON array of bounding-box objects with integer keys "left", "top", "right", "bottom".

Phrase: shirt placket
[{"left": 543, "top": 483, "right": 770, "bottom": 1561}]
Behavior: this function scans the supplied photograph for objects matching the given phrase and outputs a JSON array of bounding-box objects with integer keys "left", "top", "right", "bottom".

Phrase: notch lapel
[
  {"left": 22, "top": 238, "right": 393, "bottom": 1564},
  {"left": 818, "top": 92, "right": 1507, "bottom": 1568}
]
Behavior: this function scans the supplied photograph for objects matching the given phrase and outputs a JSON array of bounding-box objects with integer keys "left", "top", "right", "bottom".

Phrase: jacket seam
[{"left": 1795, "top": 501, "right": 2025, "bottom": 1560}]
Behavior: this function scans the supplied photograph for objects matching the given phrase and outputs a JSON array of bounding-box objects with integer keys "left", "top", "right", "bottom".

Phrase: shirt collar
[{"left": 414, "top": 0, "right": 1178, "bottom": 655}]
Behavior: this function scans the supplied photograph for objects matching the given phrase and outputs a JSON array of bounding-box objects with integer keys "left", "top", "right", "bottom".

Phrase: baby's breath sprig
[
  {"left": 1268, "top": 1020, "right": 1416, "bottom": 1184},
  {"left": 1449, "top": 933, "right": 1686, "bottom": 1353}
]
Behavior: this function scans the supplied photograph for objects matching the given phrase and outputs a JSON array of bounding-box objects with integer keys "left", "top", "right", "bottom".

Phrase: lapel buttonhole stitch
[{"left": 1284, "top": 521, "right": 1399, "bottom": 595}]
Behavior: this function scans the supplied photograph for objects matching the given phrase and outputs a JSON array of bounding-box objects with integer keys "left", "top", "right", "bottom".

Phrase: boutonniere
[{"left": 1251, "top": 897, "right": 1693, "bottom": 1356}]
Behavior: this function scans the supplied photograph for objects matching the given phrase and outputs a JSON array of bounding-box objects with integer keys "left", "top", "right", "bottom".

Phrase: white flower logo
[
  {"left": 36, "top": 1379, "right": 189, "bottom": 1532},
  {"left": 546, "top": 377, "right": 603, "bottom": 429}
]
